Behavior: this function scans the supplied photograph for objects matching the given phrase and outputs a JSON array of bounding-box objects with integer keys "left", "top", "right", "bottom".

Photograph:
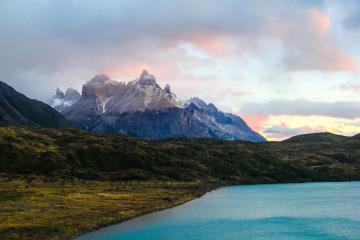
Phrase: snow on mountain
[
  {"left": 49, "top": 70, "right": 266, "bottom": 142},
  {"left": 48, "top": 88, "right": 80, "bottom": 112}
]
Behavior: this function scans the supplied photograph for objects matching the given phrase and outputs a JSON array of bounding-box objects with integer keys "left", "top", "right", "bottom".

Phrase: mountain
[
  {"left": 48, "top": 87, "right": 80, "bottom": 112},
  {"left": 0, "top": 81, "right": 70, "bottom": 128},
  {"left": 55, "top": 71, "right": 265, "bottom": 141},
  {"left": 284, "top": 132, "right": 348, "bottom": 143}
]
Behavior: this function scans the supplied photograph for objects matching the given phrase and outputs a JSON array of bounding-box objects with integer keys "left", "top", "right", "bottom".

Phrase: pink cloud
[
  {"left": 312, "top": 10, "right": 330, "bottom": 35},
  {"left": 320, "top": 45, "right": 358, "bottom": 71},
  {"left": 273, "top": 9, "right": 358, "bottom": 71},
  {"left": 286, "top": 43, "right": 358, "bottom": 71},
  {"left": 190, "top": 36, "right": 223, "bottom": 55},
  {"left": 242, "top": 114, "right": 270, "bottom": 132}
]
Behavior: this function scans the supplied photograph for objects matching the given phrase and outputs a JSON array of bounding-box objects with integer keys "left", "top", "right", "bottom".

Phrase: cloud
[
  {"left": 285, "top": 44, "right": 358, "bottom": 71},
  {"left": 312, "top": 10, "right": 330, "bottom": 34},
  {"left": 343, "top": 5, "right": 360, "bottom": 31},
  {"left": 339, "top": 83, "right": 360, "bottom": 92},
  {"left": 0, "top": 0, "right": 358, "bottom": 101},
  {"left": 241, "top": 99, "right": 360, "bottom": 119},
  {"left": 282, "top": 9, "right": 358, "bottom": 71},
  {"left": 242, "top": 114, "right": 270, "bottom": 132}
]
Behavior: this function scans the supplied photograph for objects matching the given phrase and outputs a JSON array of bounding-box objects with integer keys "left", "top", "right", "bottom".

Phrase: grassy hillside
[
  {"left": 0, "top": 178, "right": 214, "bottom": 240},
  {"left": 1, "top": 126, "right": 360, "bottom": 240},
  {"left": 1, "top": 126, "right": 360, "bottom": 183}
]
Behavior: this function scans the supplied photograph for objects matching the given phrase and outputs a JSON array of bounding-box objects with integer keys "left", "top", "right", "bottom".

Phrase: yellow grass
[{"left": 0, "top": 178, "right": 213, "bottom": 240}]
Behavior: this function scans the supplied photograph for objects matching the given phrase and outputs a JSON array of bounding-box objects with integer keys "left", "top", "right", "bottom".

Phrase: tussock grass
[{"left": 0, "top": 178, "right": 213, "bottom": 240}]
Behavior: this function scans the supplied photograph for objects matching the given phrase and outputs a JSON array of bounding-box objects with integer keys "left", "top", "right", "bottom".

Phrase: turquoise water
[{"left": 76, "top": 182, "right": 360, "bottom": 240}]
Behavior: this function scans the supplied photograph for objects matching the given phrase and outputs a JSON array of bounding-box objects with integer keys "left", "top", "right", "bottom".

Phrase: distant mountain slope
[
  {"left": 283, "top": 132, "right": 348, "bottom": 143},
  {"left": 53, "top": 71, "right": 265, "bottom": 142},
  {"left": 48, "top": 87, "right": 80, "bottom": 112},
  {"left": 0, "top": 81, "right": 70, "bottom": 128}
]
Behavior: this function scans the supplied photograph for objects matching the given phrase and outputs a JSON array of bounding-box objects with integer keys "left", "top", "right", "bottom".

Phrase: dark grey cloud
[
  {"left": 0, "top": 0, "right": 344, "bottom": 101},
  {"left": 241, "top": 99, "right": 360, "bottom": 118}
]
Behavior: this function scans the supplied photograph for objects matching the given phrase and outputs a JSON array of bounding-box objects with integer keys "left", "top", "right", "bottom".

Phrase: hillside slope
[
  {"left": 1, "top": 126, "right": 359, "bottom": 183},
  {"left": 0, "top": 82, "right": 70, "bottom": 128},
  {"left": 284, "top": 132, "right": 348, "bottom": 143}
]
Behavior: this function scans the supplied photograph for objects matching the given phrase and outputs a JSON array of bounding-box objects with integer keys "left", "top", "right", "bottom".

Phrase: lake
[{"left": 76, "top": 182, "right": 360, "bottom": 240}]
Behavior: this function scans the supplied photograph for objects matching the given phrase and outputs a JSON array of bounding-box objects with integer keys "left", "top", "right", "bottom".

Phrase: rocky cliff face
[{"left": 52, "top": 70, "right": 266, "bottom": 142}]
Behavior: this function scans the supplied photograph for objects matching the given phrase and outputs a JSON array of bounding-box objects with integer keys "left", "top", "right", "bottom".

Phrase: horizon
[{"left": 2, "top": 0, "right": 360, "bottom": 140}]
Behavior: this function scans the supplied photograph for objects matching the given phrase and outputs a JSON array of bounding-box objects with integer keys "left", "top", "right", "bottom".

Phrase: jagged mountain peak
[
  {"left": 50, "top": 71, "right": 265, "bottom": 142},
  {"left": 64, "top": 88, "right": 80, "bottom": 101},
  {"left": 49, "top": 87, "right": 81, "bottom": 112},
  {"left": 84, "top": 73, "right": 119, "bottom": 86},
  {"left": 164, "top": 84, "right": 171, "bottom": 94},
  {"left": 134, "top": 70, "right": 159, "bottom": 88},
  {"left": 90, "top": 73, "right": 111, "bottom": 83},
  {"left": 55, "top": 88, "right": 65, "bottom": 98},
  {"left": 187, "top": 97, "right": 208, "bottom": 109},
  {"left": 140, "top": 70, "right": 155, "bottom": 81},
  {"left": 186, "top": 97, "right": 218, "bottom": 112}
]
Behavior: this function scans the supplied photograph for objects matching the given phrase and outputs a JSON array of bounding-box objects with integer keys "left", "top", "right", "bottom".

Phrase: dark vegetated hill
[
  {"left": 284, "top": 132, "right": 348, "bottom": 143},
  {"left": 0, "top": 81, "right": 70, "bottom": 128},
  {"left": 1, "top": 126, "right": 360, "bottom": 183}
]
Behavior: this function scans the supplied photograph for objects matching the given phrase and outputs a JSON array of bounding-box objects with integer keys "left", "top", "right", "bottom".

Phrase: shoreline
[
  {"left": 0, "top": 178, "right": 220, "bottom": 240},
  {"left": 2, "top": 178, "right": 360, "bottom": 240},
  {"left": 72, "top": 179, "right": 360, "bottom": 240},
  {"left": 72, "top": 181, "right": 220, "bottom": 240}
]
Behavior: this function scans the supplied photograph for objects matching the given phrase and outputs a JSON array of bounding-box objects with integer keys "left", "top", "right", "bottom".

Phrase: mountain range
[{"left": 49, "top": 70, "right": 265, "bottom": 141}]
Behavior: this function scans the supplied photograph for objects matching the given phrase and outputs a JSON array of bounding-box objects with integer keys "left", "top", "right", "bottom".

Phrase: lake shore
[
  {"left": 2, "top": 177, "right": 360, "bottom": 240},
  {"left": 75, "top": 181, "right": 360, "bottom": 240},
  {"left": 0, "top": 177, "right": 219, "bottom": 240}
]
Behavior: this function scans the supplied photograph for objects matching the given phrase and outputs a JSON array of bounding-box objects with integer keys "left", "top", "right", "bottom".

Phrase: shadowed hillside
[
  {"left": 284, "top": 132, "right": 348, "bottom": 143},
  {"left": 1, "top": 127, "right": 360, "bottom": 240},
  {"left": 0, "top": 82, "right": 70, "bottom": 128},
  {"left": 1, "top": 127, "right": 360, "bottom": 183}
]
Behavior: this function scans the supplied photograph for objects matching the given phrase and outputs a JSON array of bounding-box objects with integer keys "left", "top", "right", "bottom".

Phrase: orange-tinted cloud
[
  {"left": 321, "top": 45, "right": 358, "bottom": 71},
  {"left": 242, "top": 114, "right": 270, "bottom": 132},
  {"left": 186, "top": 34, "right": 229, "bottom": 56},
  {"left": 312, "top": 10, "right": 330, "bottom": 35},
  {"left": 280, "top": 9, "right": 357, "bottom": 71}
]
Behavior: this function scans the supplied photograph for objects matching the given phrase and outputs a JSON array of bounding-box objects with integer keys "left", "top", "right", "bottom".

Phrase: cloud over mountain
[
  {"left": 0, "top": 0, "right": 358, "bottom": 100},
  {"left": 242, "top": 99, "right": 360, "bottom": 119}
]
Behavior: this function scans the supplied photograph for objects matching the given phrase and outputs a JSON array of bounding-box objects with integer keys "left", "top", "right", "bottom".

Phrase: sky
[{"left": 1, "top": 0, "right": 360, "bottom": 140}]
